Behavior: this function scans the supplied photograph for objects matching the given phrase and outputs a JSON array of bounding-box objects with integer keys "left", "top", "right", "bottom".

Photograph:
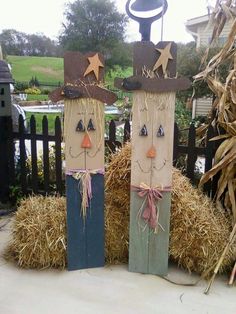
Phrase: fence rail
[{"left": 4, "top": 115, "right": 220, "bottom": 202}]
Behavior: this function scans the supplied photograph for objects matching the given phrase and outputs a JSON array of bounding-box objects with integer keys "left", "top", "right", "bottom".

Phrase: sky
[{"left": 0, "top": 0, "right": 216, "bottom": 44}]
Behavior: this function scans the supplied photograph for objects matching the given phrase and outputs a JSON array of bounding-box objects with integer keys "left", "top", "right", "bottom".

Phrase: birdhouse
[{"left": 0, "top": 60, "right": 14, "bottom": 117}]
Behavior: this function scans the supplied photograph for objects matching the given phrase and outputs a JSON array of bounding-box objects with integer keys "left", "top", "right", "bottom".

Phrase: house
[
  {"left": 185, "top": 14, "right": 234, "bottom": 48},
  {"left": 185, "top": 14, "right": 233, "bottom": 118}
]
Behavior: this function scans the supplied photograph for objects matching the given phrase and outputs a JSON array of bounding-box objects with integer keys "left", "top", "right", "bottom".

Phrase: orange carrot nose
[
  {"left": 81, "top": 133, "right": 92, "bottom": 149},
  {"left": 146, "top": 146, "right": 156, "bottom": 158}
]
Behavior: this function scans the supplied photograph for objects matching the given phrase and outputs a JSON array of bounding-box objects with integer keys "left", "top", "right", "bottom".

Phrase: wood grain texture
[
  {"left": 131, "top": 91, "right": 176, "bottom": 187},
  {"left": 133, "top": 41, "right": 177, "bottom": 78},
  {"left": 114, "top": 76, "right": 190, "bottom": 93},
  {"left": 64, "top": 51, "right": 105, "bottom": 84},
  {"left": 66, "top": 174, "right": 104, "bottom": 270},
  {"left": 64, "top": 99, "right": 104, "bottom": 172},
  {"left": 129, "top": 191, "right": 171, "bottom": 276},
  {"left": 129, "top": 90, "right": 175, "bottom": 276}
]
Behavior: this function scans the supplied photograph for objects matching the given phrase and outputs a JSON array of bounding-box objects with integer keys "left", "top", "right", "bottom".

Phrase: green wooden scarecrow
[{"left": 115, "top": 0, "right": 190, "bottom": 276}]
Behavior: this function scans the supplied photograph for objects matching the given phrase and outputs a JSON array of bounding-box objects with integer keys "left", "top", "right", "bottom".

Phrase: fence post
[
  {"left": 0, "top": 60, "right": 15, "bottom": 203},
  {"left": 123, "top": 119, "right": 131, "bottom": 143},
  {"left": 0, "top": 117, "right": 15, "bottom": 203},
  {"left": 107, "top": 120, "right": 117, "bottom": 153},
  {"left": 186, "top": 123, "right": 197, "bottom": 181},
  {"left": 204, "top": 124, "right": 215, "bottom": 196},
  {"left": 18, "top": 115, "right": 27, "bottom": 195},
  {"left": 55, "top": 116, "right": 63, "bottom": 195},
  {"left": 30, "top": 115, "right": 38, "bottom": 194},
  {"left": 173, "top": 122, "right": 179, "bottom": 166},
  {"left": 42, "top": 115, "right": 50, "bottom": 194}
]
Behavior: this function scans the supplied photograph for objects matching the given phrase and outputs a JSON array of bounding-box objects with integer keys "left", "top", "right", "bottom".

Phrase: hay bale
[
  {"left": 105, "top": 144, "right": 131, "bottom": 264},
  {"left": 6, "top": 195, "right": 66, "bottom": 269},
  {"left": 6, "top": 143, "right": 236, "bottom": 275},
  {"left": 170, "top": 169, "right": 234, "bottom": 275}
]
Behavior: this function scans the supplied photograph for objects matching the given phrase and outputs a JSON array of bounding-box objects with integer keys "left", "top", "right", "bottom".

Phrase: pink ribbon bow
[{"left": 132, "top": 183, "right": 171, "bottom": 231}]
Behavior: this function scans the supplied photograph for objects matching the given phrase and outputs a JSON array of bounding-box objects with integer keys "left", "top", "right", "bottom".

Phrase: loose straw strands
[
  {"left": 5, "top": 195, "right": 67, "bottom": 269},
  {"left": 5, "top": 144, "right": 236, "bottom": 276}
]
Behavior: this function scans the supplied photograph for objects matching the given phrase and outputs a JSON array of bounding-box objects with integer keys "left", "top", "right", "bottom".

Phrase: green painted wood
[
  {"left": 129, "top": 191, "right": 171, "bottom": 276},
  {"left": 148, "top": 192, "right": 171, "bottom": 276},
  {"left": 129, "top": 191, "right": 149, "bottom": 274}
]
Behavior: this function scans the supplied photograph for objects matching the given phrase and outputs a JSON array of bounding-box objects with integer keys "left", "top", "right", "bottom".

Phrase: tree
[
  {"left": 59, "top": 0, "right": 129, "bottom": 68},
  {"left": 0, "top": 29, "right": 27, "bottom": 56},
  {"left": 176, "top": 41, "right": 231, "bottom": 99},
  {"left": 0, "top": 29, "right": 61, "bottom": 57},
  {"left": 26, "top": 33, "right": 61, "bottom": 57}
]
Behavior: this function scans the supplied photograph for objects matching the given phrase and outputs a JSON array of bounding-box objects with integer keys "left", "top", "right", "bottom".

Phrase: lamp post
[{"left": 126, "top": 0, "right": 168, "bottom": 41}]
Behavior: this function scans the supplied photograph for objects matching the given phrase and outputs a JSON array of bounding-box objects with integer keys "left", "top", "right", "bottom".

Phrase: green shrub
[
  {"left": 24, "top": 87, "right": 41, "bottom": 95},
  {"left": 14, "top": 81, "right": 29, "bottom": 92}
]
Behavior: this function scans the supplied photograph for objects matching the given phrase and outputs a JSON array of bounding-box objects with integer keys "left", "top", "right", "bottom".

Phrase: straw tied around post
[
  {"left": 132, "top": 183, "right": 172, "bottom": 233},
  {"left": 68, "top": 169, "right": 104, "bottom": 221}
]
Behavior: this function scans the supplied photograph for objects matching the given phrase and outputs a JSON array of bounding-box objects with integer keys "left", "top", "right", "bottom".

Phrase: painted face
[
  {"left": 131, "top": 91, "right": 176, "bottom": 187},
  {"left": 64, "top": 98, "right": 104, "bottom": 172}
]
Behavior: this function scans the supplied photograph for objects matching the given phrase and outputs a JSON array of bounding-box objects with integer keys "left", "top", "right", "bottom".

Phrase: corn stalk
[{"left": 194, "top": 1, "right": 236, "bottom": 221}]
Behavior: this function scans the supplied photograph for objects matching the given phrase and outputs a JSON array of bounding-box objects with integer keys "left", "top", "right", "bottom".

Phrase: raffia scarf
[{"left": 132, "top": 183, "right": 171, "bottom": 233}]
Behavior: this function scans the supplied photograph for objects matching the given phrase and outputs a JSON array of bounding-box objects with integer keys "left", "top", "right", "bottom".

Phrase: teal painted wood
[
  {"left": 129, "top": 192, "right": 149, "bottom": 274},
  {"left": 66, "top": 174, "right": 104, "bottom": 271},
  {"left": 129, "top": 191, "right": 171, "bottom": 276},
  {"left": 148, "top": 193, "right": 171, "bottom": 276}
]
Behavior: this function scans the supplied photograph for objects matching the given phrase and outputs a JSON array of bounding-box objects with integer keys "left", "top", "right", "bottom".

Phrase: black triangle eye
[
  {"left": 139, "top": 124, "right": 148, "bottom": 136},
  {"left": 87, "top": 119, "right": 95, "bottom": 131},
  {"left": 157, "top": 125, "right": 164, "bottom": 137},
  {"left": 76, "top": 120, "right": 85, "bottom": 132}
]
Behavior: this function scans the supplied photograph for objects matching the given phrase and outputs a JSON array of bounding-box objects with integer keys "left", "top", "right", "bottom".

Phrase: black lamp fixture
[
  {"left": 131, "top": 0, "right": 163, "bottom": 11},
  {"left": 126, "top": 0, "right": 168, "bottom": 41}
]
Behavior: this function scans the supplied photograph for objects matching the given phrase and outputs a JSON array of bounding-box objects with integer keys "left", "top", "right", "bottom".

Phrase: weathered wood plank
[
  {"left": 129, "top": 192, "right": 149, "bottom": 274},
  {"left": 148, "top": 193, "right": 171, "bottom": 276},
  {"left": 66, "top": 175, "right": 87, "bottom": 270},
  {"left": 129, "top": 91, "right": 175, "bottom": 276},
  {"left": 66, "top": 174, "right": 104, "bottom": 270},
  {"left": 86, "top": 173, "right": 104, "bottom": 268}
]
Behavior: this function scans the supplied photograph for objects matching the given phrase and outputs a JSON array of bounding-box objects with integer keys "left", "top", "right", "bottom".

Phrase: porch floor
[{"left": 0, "top": 217, "right": 235, "bottom": 314}]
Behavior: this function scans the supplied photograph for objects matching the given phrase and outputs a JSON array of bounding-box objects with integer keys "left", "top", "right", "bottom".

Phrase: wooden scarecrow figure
[
  {"left": 115, "top": 42, "right": 190, "bottom": 276},
  {"left": 50, "top": 52, "right": 117, "bottom": 270}
]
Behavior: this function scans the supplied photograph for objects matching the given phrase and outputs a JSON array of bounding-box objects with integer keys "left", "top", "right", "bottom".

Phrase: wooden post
[
  {"left": 0, "top": 60, "right": 14, "bottom": 203},
  {"left": 50, "top": 52, "right": 117, "bottom": 270},
  {"left": 115, "top": 41, "right": 190, "bottom": 276}
]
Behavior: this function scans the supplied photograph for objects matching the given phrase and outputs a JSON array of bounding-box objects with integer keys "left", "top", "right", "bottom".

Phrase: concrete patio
[{"left": 0, "top": 217, "right": 235, "bottom": 314}]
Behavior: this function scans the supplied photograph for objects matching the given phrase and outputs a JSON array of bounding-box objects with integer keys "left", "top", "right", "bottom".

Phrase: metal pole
[{"left": 161, "top": 0, "right": 164, "bottom": 40}]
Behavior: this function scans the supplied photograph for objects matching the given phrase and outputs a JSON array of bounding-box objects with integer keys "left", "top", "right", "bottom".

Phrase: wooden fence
[{"left": 4, "top": 115, "right": 220, "bottom": 201}]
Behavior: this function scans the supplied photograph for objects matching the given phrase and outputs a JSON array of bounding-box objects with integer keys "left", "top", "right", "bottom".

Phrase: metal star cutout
[
  {"left": 153, "top": 43, "right": 173, "bottom": 75},
  {"left": 84, "top": 53, "right": 104, "bottom": 81}
]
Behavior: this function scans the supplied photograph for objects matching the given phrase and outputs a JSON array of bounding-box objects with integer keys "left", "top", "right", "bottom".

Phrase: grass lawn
[
  {"left": 26, "top": 94, "right": 49, "bottom": 101},
  {"left": 7, "top": 55, "right": 133, "bottom": 101},
  {"left": 8, "top": 55, "right": 64, "bottom": 84},
  {"left": 25, "top": 112, "right": 63, "bottom": 135}
]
